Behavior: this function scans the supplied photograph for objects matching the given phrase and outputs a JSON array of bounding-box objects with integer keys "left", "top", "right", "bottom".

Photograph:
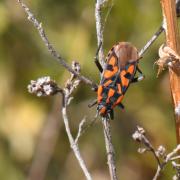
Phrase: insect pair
[{"left": 90, "top": 42, "right": 144, "bottom": 120}]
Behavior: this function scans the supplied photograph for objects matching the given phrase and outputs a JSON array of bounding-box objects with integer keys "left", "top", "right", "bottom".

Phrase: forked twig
[{"left": 132, "top": 126, "right": 180, "bottom": 180}]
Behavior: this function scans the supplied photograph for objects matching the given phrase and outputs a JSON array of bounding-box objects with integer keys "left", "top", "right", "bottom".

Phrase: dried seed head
[
  {"left": 72, "top": 61, "right": 81, "bottom": 74},
  {"left": 172, "top": 175, "right": 178, "bottom": 180},
  {"left": 156, "top": 145, "right": 166, "bottom": 158},
  {"left": 138, "top": 147, "right": 147, "bottom": 154},
  {"left": 27, "top": 76, "right": 60, "bottom": 96},
  {"left": 137, "top": 126, "right": 145, "bottom": 134},
  {"left": 132, "top": 131, "right": 143, "bottom": 142}
]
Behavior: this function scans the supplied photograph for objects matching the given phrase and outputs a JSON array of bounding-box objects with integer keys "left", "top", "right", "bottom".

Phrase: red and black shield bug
[{"left": 93, "top": 42, "right": 144, "bottom": 119}]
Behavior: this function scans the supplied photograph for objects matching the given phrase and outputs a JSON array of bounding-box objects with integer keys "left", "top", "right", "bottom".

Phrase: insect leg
[
  {"left": 131, "top": 66, "right": 145, "bottom": 83},
  {"left": 109, "top": 110, "right": 114, "bottom": 120},
  {"left": 118, "top": 103, "right": 125, "bottom": 110},
  {"left": 94, "top": 41, "right": 103, "bottom": 73},
  {"left": 88, "top": 99, "right": 97, "bottom": 108}
]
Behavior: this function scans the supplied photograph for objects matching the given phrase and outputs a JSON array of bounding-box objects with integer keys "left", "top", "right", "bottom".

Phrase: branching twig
[
  {"left": 61, "top": 62, "right": 92, "bottom": 180},
  {"left": 132, "top": 126, "right": 180, "bottom": 180},
  {"left": 75, "top": 118, "right": 87, "bottom": 144},
  {"left": 28, "top": 61, "right": 92, "bottom": 180},
  {"left": 17, "top": 0, "right": 97, "bottom": 89},
  {"left": 61, "top": 107, "right": 92, "bottom": 180},
  {"left": 95, "top": 1, "right": 118, "bottom": 180}
]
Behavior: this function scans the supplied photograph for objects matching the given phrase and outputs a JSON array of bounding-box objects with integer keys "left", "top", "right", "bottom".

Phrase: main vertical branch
[
  {"left": 95, "top": 0, "right": 106, "bottom": 67},
  {"left": 160, "top": 0, "right": 180, "bottom": 144},
  {"left": 95, "top": 1, "right": 118, "bottom": 180}
]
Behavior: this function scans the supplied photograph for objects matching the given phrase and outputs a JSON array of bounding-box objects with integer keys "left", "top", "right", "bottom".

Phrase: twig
[
  {"left": 61, "top": 106, "right": 92, "bottom": 180},
  {"left": 95, "top": 0, "right": 106, "bottom": 67},
  {"left": 17, "top": 0, "right": 97, "bottom": 89},
  {"left": 95, "top": 1, "right": 118, "bottom": 179},
  {"left": 160, "top": 0, "right": 180, "bottom": 144},
  {"left": 132, "top": 126, "right": 180, "bottom": 180},
  {"left": 103, "top": 120, "right": 117, "bottom": 180},
  {"left": 153, "top": 165, "right": 162, "bottom": 180},
  {"left": 139, "top": 26, "right": 164, "bottom": 57},
  {"left": 153, "top": 145, "right": 180, "bottom": 180},
  {"left": 132, "top": 126, "right": 162, "bottom": 167},
  {"left": 27, "top": 62, "right": 92, "bottom": 180},
  {"left": 139, "top": 1, "right": 180, "bottom": 57},
  {"left": 61, "top": 63, "right": 92, "bottom": 180},
  {"left": 75, "top": 118, "right": 86, "bottom": 144}
]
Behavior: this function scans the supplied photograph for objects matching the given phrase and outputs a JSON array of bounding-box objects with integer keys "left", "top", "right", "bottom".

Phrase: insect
[{"left": 93, "top": 42, "right": 144, "bottom": 119}]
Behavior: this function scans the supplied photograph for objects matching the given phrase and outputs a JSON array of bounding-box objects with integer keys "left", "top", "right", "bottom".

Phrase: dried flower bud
[
  {"left": 156, "top": 145, "right": 166, "bottom": 158},
  {"left": 132, "top": 131, "right": 143, "bottom": 142},
  {"left": 173, "top": 175, "right": 178, "bottom": 180},
  {"left": 137, "top": 126, "right": 145, "bottom": 134},
  {"left": 27, "top": 76, "right": 60, "bottom": 96},
  {"left": 72, "top": 61, "right": 81, "bottom": 73},
  {"left": 138, "top": 147, "right": 147, "bottom": 154},
  {"left": 172, "top": 161, "right": 177, "bottom": 168}
]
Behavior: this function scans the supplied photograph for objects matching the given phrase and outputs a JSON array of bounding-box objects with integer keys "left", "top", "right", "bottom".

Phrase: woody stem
[{"left": 160, "top": 0, "right": 180, "bottom": 144}]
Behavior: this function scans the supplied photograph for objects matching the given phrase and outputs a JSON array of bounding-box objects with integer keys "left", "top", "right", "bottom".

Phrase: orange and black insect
[{"left": 92, "top": 42, "right": 144, "bottom": 119}]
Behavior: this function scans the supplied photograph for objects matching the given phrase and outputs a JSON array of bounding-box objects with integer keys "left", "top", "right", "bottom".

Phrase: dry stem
[
  {"left": 132, "top": 126, "right": 180, "bottom": 180},
  {"left": 61, "top": 107, "right": 92, "bottom": 180},
  {"left": 95, "top": 0, "right": 118, "bottom": 179},
  {"left": 17, "top": 0, "right": 97, "bottom": 89},
  {"left": 160, "top": 0, "right": 180, "bottom": 144}
]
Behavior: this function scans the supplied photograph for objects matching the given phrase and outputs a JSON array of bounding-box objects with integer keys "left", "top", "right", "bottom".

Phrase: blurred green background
[{"left": 0, "top": 0, "right": 178, "bottom": 179}]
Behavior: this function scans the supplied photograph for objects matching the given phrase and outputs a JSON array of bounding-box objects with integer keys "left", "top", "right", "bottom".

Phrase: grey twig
[
  {"left": 95, "top": 1, "right": 118, "bottom": 179},
  {"left": 27, "top": 62, "right": 92, "bottom": 180},
  {"left": 153, "top": 145, "right": 180, "bottom": 180},
  {"left": 95, "top": 0, "right": 107, "bottom": 67},
  {"left": 75, "top": 118, "right": 87, "bottom": 144},
  {"left": 138, "top": 26, "right": 164, "bottom": 57},
  {"left": 132, "top": 126, "right": 180, "bottom": 180},
  {"left": 61, "top": 63, "right": 92, "bottom": 180},
  {"left": 103, "top": 120, "right": 118, "bottom": 180},
  {"left": 61, "top": 107, "right": 92, "bottom": 180},
  {"left": 17, "top": 0, "right": 97, "bottom": 89},
  {"left": 139, "top": 0, "right": 180, "bottom": 57}
]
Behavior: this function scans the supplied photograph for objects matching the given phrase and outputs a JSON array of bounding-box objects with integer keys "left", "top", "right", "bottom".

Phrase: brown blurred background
[{"left": 0, "top": 0, "right": 177, "bottom": 179}]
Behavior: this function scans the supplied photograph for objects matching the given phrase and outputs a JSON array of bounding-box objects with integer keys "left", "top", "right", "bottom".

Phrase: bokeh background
[{"left": 0, "top": 0, "right": 178, "bottom": 179}]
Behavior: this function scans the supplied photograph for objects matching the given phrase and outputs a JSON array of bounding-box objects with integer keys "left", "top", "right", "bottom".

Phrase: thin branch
[
  {"left": 153, "top": 145, "right": 180, "bottom": 180},
  {"left": 132, "top": 126, "right": 180, "bottom": 180},
  {"left": 103, "top": 120, "right": 118, "bottom": 180},
  {"left": 17, "top": 0, "right": 97, "bottom": 89},
  {"left": 95, "top": 1, "right": 118, "bottom": 179},
  {"left": 132, "top": 126, "right": 162, "bottom": 167},
  {"left": 75, "top": 118, "right": 86, "bottom": 144},
  {"left": 60, "top": 63, "right": 92, "bottom": 180},
  {"left": 61, "top": 106, "right": 92, "bottom": 180},
  {"left": 153, "top": 165, "right": 162, "bottom": 180},
  {"left": 139, "top": 1, "right": 180, "bottom": 57},
  {"left": 95, "top": 0, "right": 106, "bottom": 67},
  {"left": 139, "top": 26, "right": 164, "bottom": 57},
  {"left": 27, "top": 61, "right": 92, "bottom": 180}
]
